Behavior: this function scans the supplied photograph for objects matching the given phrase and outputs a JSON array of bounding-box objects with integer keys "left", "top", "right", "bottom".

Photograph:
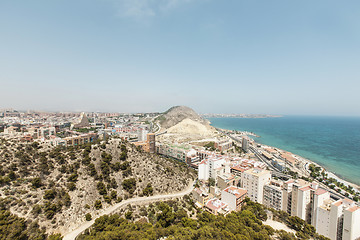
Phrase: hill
[
  {"left": 0, "top": 138, "right": 195, "bottom": 236},
  {"left": 158, "top": 106, "right": 210, "bottom": 129},
  {"left": 157, "top": 106, "right": 218, "bottom": 143}
]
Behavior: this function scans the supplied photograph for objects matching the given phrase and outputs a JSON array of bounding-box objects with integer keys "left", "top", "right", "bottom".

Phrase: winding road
[{"left": 63, "top": 181, "right": 194, "bottom": 240}]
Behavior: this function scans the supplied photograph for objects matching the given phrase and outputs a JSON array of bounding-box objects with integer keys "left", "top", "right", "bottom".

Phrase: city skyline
[{"left": 1, "top": 0, "right": 360, "bottom": 116}]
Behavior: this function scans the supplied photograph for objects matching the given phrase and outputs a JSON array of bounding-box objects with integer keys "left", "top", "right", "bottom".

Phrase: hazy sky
[{"left": 1, "top": 0, "right": 359, "bottom": 115}]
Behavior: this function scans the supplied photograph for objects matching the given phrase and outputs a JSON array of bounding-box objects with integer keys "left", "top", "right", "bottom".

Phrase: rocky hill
[
  {"left": 158, "top": 106, "right": 210, "bottom": 129},
  {"left": 157, "top": 106, "right": 218, "bottom": 143},
  {"left": 0, "top": 138, "right": 195, "bottom": 236}
]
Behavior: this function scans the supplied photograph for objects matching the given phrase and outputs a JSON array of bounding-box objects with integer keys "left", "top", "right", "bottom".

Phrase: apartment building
[
  {"left": 315, "top": 198, "right": 360, "bottom": 240},
  {"left": 198, "top": 156, "right": 226, "bottom": 181},
  {"left": 241, "top": 168, "right": 271, "bottom": 204},
  {"left": 156, "top": 142, "right": 190, "bottom": 162},
  {"left": 204, "top": 198, "right": 230, "bottom": 215},
  {"left": 221, "top": 186, "right": 247, "bottom": 211},
  {"left": 134, "top": 133, "right": 156, "bottom": 153},
  {"left": 64, "top": 133, "right": 97, "bottom": 146},
  {"left": 214, "top": 139, "right": 233, "bottom": 152},
  {"left": 263, "top": 180, "right": 284, "bottom": 211},
  {"left": 242, "top": 136, "right": 250, "bottom": 152}
]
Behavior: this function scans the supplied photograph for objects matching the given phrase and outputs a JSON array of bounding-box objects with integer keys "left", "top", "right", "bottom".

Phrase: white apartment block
[
  {"left": 263, "top": 180, "right": 284, "bottom": 211},
  {"left": 198, "top": 156, "right": 226, "bottom": 181},
  {"left": 315, "top": 198, "right": 360, "bottom": 240},
  {"left": 241, "top": 168, "right": 271, "bottom": 204},
  {"left": 221, "top": 186, "right": 247, "bottom": 211}
]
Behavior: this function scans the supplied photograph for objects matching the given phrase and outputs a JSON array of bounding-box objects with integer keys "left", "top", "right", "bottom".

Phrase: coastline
[
  {"left": 217, "top": 127, "right": 360, "bottom": 192},
  {"left": 286, "top": 149, "right": 360, "bottom": 191}
]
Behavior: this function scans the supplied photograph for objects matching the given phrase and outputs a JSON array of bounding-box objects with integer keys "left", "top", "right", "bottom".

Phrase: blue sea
[{"left": 207, "top": 116, "right": 360, "bottom": 185}]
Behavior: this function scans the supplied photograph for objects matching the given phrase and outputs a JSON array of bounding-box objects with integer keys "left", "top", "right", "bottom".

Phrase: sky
[{"left": 1, "top": 0, "right": 360, "bottom": 115}]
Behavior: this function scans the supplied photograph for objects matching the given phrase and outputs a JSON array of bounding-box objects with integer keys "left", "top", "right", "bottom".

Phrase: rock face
[
  {"left": 159, "top": 106, "right": 210, "bottom": 129},
  {"left": 158, "top": 106, "right": 217, "bottom": 142}
]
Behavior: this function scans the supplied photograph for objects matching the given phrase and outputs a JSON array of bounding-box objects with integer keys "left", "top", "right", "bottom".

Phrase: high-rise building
[
  {"left": 263, "top": 180, "right": 284, "bottom": 211},
  {"left": 242, "top": 136, "right": 249, "bottom": 152},
  {"left": 314, "top": 198, "right": 360, "bottom": 240},
  {"left": 146, "top": 133, "right": 155, "bottom": 153},
  {"left": 242, "top": 168, "right": 271, "bottom": 204}
]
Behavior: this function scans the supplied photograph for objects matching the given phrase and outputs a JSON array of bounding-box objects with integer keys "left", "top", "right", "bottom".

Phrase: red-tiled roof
[{"left": 231, "top": 166, "right": 245, "bottom": 172}]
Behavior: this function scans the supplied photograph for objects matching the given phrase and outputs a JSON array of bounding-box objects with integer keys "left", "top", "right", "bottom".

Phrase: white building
[
  {"left": 198, "top": 156, "right": 226, "bottom": 181},
  {"left": 263, "top": 180, "right": 284, "bottom": 211},
  {"left": 314, "top": 198, "right": 360, "bottom": 240},
  {"left": 137, "top": 127, "right": 148, "bottom": 142},
  {"left": 198, "top": 159, "right": 210, "bottom": 180},
  {"left": 241, "top": 168, "right": 271, "bottom": 204},
  {"left": 221, "top": 186, "right": 247, "bottom": 211}
]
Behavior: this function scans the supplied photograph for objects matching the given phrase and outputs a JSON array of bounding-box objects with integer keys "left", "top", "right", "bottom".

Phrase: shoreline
[{"left": 217, "top": 127, "right": 360, "bottom": 192}]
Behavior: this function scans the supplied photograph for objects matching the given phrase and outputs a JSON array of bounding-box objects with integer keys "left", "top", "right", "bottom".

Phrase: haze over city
[{"left": 1, "top": 0, "right": 360, "bottom": 115}]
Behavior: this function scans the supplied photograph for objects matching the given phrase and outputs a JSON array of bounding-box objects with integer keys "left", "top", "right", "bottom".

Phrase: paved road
[{"left": 63, "top": 181, "right": 194, "bottom": 240}]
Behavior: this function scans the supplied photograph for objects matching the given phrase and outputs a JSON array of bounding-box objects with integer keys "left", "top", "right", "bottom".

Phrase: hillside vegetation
[
  {"left": 78, "top": 199, "right": 329, "bottom": 240},
  {"left": 0, "top": 137, "right": 195, "bottom": 236}
]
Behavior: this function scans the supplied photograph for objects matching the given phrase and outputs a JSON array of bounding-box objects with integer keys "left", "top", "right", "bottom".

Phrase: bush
[
  {"left": 43, "top": 189, "right": 57, "bottom": 200},
  {"left": 110, "top": 190, "right": 117, "bottom": 199},
  {"left": 48, "top": 233, "right": 63, "bottom": 240},
  {"left": 97, "top": 182, "right": 107, "bottom": 195},
  {"left": 67, "top": 182, "right": 76, "bottom": 191},
  {"left": 103, "top": 195, "right": 112, "bottom": 204},
  {"left": 85, "top": 213, "right": 92, "bottom": 221},
  {"left": 125, "top": 211, "right": 132, "bottom": 220},
  {"left": 31, "top": 177, "right": 42, "bottom": 188},
  {"left": 68, "top": 172, "right": 78, "bottom": 182},
  {"left": 94, "top": 200, "right": 102, "bottom": 210},
  {"left": 122, "top": 178, "right": 136, "bottom": 194},
  {"left": 142, "top": 183, "right": 153, "bottom": 196}
]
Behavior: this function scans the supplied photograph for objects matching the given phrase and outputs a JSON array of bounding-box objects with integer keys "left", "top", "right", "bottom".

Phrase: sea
[{"left": 207, "top": 116, "right": 360, "bottom": 185}]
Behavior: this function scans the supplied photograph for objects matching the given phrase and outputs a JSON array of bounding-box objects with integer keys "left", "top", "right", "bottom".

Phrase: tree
[
  {"left": 110, "top": 190, "right": 117, "bottom": 199},
  {"left": 125, "top": 211, "right": 133, "bottom": 220},
  {"left": 156, "top": 202, "right": 175, "bottom": 227},
  {"left": 88, "top": 163, "right": 97, "bottom": 176},
  {"left": 208, "top": 178, "right": 215, "bottom": 187}
]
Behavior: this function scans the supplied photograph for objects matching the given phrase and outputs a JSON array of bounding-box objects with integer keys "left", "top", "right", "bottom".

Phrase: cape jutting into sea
[{"left": 207, "top": 116, "right": 360, "bottom": 185}]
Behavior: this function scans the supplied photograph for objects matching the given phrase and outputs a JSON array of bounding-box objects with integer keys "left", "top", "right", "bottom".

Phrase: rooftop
[
  {"left": 314, "top": 188, "right": 328, "bottom": 195},
  {"left": 223, "top": 186, "right": 247, "bottom": 198},
  {"left": 347, "top": 206, "right": 360, "bottom": 213}
]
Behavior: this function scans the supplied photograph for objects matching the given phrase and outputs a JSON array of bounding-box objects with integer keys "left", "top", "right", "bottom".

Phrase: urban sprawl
[{"left": 0, "top": 108, "right": 359, "bottom": 240}]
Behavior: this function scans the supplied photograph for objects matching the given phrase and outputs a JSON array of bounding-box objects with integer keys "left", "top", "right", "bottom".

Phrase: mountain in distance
[
  {"left": 156, "top": 106, "right": 218, "bottom": 142},
  {"left": 158, "top": 106, "right": 210, "bottom": 129}
]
